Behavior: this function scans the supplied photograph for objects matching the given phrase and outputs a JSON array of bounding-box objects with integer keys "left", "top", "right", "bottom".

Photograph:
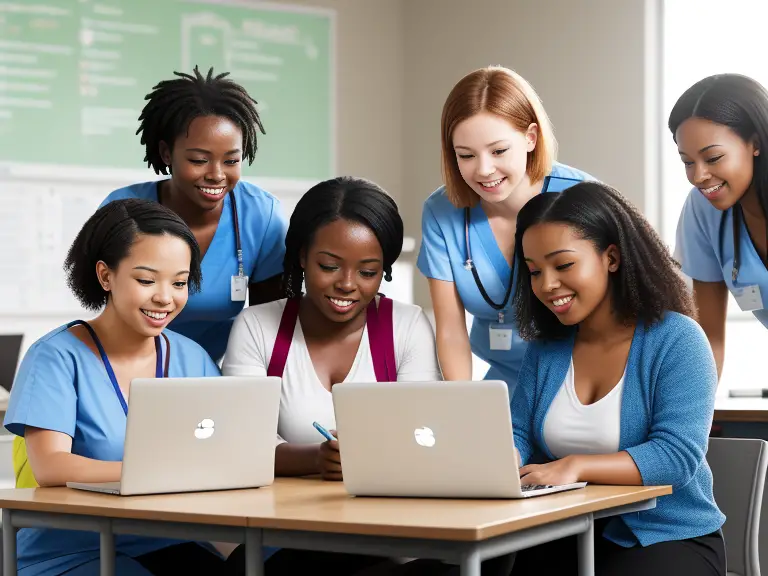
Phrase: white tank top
[{"left": 543, "top": 358, "right": 624, "bottom": 459}]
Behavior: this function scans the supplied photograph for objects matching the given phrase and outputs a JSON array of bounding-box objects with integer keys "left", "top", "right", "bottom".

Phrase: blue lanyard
[{"left": 69, "top": 321, "right": 167, "bottom": 416}]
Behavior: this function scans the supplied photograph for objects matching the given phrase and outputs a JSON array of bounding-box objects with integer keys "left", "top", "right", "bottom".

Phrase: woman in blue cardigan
[{"left": 509, "top": 181, "right": 726, "bottom": 575}]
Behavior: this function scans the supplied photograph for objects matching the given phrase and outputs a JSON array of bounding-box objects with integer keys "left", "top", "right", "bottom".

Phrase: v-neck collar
[
  {"left": 293, "top": 318, "right": 367, "bottom": 394},
  {"left": 468, "top": 176, "right": 552, "bottom": 286},
  {"left": 154, "top": 180, "right": 233, "bottom": 266}
]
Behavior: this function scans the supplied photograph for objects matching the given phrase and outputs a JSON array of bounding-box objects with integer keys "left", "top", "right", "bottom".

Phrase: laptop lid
[
  {"left": 332, "top": 380, "right": 523, "bottom": 498},
  {"left": 0, "top": 334, "right": 22, "bottom": 394},
  {"left": 120, "top": 376, "right": 281, "bottom": 496}
]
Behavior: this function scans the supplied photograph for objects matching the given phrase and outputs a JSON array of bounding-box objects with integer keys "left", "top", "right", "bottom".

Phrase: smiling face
[
  {"left": 96, "top": 233, "right": 192, "bottom": 337},
  {"left": 451, "top": 111, "right": 537, "bottom": 205},
  {"left": 675, "top": 117, "right": 760, "bottom": 211},
  {"left": 300, "top": 218, "right": 384, "bottom": 324},
  {"left": 522, "top": 222, "right": 619, "bottom": 326},
  {"left": 159, "top": 115, "right": 243, "bottom": 211}
]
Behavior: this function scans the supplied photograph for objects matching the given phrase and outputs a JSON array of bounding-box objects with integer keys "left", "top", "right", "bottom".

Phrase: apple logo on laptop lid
[
  {"left": 195, "top": 418, "right": 215, "bottom": 440},
  {"left": 414, "top": 426, "right": 435, "bottom": 447}
]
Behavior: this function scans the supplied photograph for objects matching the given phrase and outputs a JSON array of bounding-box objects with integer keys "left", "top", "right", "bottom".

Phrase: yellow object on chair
[{"left": 13, "top": 436, "right": 38, "bottom": 488}]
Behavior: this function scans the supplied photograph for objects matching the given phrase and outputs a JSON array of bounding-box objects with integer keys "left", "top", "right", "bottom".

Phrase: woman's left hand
[{"left": 519, "top": 455, "right": 582, "bottom": 486}]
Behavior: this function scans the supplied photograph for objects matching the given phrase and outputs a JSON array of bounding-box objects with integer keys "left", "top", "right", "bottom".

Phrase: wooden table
[
  {"left": 0, "top": 478, "right": 670, "bottom": 576},
  {"left": 714, "top": 397, "right": 768, "bottom": 423}
]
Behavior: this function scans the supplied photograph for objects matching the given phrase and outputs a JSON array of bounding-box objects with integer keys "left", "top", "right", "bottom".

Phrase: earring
[{"left": 755, "top": 150, "right": 761, "bottom": 156}]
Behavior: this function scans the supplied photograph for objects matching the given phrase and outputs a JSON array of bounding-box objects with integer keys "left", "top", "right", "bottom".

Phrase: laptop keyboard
[{"left": 521, "top": 484, "right": 554, "bottom": 491}]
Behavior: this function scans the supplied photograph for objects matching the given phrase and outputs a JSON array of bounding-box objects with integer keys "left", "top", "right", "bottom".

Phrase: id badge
[
  {"left": 489, "top": 323, "right": 515, "bottom": 351},
  {"left": 231, "top": 275, "right": 249, "bottom": 302},
  {"left": 732, "top": 284, "right": 763, "bottom": 312}
]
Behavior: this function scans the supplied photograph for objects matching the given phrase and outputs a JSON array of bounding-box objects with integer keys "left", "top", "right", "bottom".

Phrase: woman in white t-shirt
[
  {"left": 223, "top": 175, "right": 440, "bottom": 470},
  {"left": 222, "top": 176, "right": 441, "bottom": 574}
]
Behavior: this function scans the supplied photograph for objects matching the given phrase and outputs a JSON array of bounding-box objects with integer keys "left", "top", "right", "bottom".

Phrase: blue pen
[{"left": 312, "top": 421, "right": 337, "bottom": 442}]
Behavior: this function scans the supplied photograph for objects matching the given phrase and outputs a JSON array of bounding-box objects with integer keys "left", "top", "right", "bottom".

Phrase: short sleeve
[
  {"left": 222, "top": 311, "right": 285, "bottom": 444},
  {"left": 394, "top": 307, "right": 442, "bottom": 381},
  {"left": 251, "top": 199, "right": 288, "bottom": 283},
  {"left": 417, "top": 203, "right": 454, "bottom": 282},
  {"left": 4, "top": 342, "right": 77, "bottom": 438},
  {"left": 98, "top": 190, "right": 120, "bottom": 208},
  {"left": 221, "top": 310, "right": 269, "bottom": 377},
  {"left": 203, "top": 352, "right": 222, "bottom": 376},
  {"left": 675, "top": 190, "right": 724, "bottom": 282}
]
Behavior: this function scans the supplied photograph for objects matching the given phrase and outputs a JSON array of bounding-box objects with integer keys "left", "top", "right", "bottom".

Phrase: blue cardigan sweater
[{"left": 511, "top": 312, "right": 725, "bottom": 547}]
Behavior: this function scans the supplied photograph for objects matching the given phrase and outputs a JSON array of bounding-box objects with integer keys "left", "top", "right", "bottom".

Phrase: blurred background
[{"left": 1, "top": 0, "right": 766, "bottom": 398}]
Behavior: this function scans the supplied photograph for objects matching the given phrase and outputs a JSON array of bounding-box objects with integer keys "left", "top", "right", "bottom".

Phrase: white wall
[{"left": 401, "top": 0, "right": 658, "bottom": 307}]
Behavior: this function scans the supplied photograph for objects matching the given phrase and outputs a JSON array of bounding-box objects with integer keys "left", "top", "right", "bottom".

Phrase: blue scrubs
[
  {"left": 3, "top": 327, "right": 221, "bottom": 575},
  {"left": 101, "top": 181, "right": 288, "bottom": 362},
  {"left": 676, "top": 186, "right": 768, "bottom": 328},
  {"left": 417, "top": 162, "right": 594, "bottom": 395}
]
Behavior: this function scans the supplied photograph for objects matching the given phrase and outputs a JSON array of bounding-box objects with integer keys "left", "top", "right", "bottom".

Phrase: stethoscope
[
  {"left": 720, "top": 202, "right": 768, "bottom": 283},
  {"left": 462, "top": 176, "right": 551, "bottom": 323},
  {"left": 463, "top": 207, "right": 514, "bottom": 323},
  {"left": 158, "top": 184, "right": 244, "bottom": 278}
]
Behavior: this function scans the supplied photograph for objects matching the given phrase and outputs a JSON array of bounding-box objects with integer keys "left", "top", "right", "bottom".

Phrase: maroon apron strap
[
  {"left": 267, "top": 297, "right": 301, "bottom": 377},
  {"left": 366, "top": 295, "right": 397, "bottom": 382}
]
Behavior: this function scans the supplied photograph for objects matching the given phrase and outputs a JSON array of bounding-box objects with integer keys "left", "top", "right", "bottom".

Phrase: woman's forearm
[
  {"left": 274, "top": 442, "right": 321, "bottom": 477},
  {"left": 32, "top": 452, "right": 121, "bottom": 487},
  {"left": 572, "top": 452, "right": 643, "bottom": 485},
  {"left": 436, "top": 330, "right": 473, "bottom": 381}
]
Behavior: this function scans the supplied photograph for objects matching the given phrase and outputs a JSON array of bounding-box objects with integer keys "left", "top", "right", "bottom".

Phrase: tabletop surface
[
  {"left": 714, "top": 397, "right": 768, "bottom": 422},
  {"left": 0, "top": 478, "right": 672, "bottom": 541}
]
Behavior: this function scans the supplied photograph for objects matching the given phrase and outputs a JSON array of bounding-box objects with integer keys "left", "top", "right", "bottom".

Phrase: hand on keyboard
[{"left": 521, "top": 484, "right": 555, "bottom": 491}]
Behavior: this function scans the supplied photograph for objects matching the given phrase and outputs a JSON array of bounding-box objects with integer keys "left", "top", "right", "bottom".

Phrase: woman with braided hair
[{"left": 101, "top": 66, "right": 288, "bottom": 364}]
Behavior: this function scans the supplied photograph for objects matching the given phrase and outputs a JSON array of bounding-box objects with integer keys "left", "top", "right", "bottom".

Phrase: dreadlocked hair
[
  {"left": 513, "top": 181, "right": 695, "bottom": 341},
  {"left": 137, "top": 65, "right": 265, "bottom": 175},
  {"left": 282, "top": 176, "right": 404, "bottom": 298}
]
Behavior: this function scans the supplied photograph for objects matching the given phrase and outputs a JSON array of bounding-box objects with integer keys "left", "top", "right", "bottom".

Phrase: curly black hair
[
  {"left": 137, "top": 65, "right": 265, "bottom": 175},
  {"left": 668, "top": 73, "right": 768, "bottom": 220},
  {"left": 512, "top": 181, "right": 694, "bottom": 341},
  {"left": 65, "top": 199, "right": 202, "bottom": 311},
  {"left": 282, "top": 176, "right": 404, "bottom": 298}
]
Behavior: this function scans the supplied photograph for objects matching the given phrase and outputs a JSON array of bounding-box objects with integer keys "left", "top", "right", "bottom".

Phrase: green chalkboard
[{"left": 0, "top": 0, "right": 334, "bottom": 180}]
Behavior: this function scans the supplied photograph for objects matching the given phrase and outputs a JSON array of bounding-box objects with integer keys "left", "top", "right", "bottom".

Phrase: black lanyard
[
  {"left": 722, "top": 203, "right": 768, "bottom": 283},
  {"left": 157, "top": 183, "right": 243, "bottom": 276},
  {"left": 70, "top": 321, "right": 169, "bottom": 415}
]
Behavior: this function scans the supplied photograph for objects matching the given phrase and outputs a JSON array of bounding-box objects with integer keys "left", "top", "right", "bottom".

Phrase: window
[{"left": 662, "top": 0, "right": 768, "bottom": 391}]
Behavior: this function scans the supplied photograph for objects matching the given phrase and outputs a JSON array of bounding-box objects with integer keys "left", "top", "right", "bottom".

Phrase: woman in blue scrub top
[
  {"left": 102, "top": 66, "right": 288, "bottom": 363},
  {"left": 418, "top": 66, "right": 594, "bottom": 395},
  {"left": 671, "top": 73, "right": 768, "bottom": 379},
  {"left": 3, "top": 199, "right": 242, "bottom": 575}
]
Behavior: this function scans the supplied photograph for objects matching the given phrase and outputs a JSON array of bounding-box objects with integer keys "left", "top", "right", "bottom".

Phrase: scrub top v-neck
[{"left": 417, "top": 162, "right": 596, "bottom": 396}]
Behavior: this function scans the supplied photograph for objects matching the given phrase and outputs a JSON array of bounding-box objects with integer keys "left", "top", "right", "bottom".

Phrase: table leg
[
  {"left": 245, "top": 528, "right": 264, "bottom": 576},
  {"left": 460, "top": 549, "right": 481, "bottom": 576},
  {"left": 3, "top": 509, "right": 15, "bottom": 576},
  {"left": 577, "top": 513, "right": 595, "bottom": 576},
  {"left": 100, "top": 521, "right": 115, "bottom": 576}
]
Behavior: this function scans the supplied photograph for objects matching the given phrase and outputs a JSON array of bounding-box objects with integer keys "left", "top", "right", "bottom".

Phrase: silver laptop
[
  {"left": 332, "top": 380, "right": 587, "bottom": 499},
  {"left": 67, "top": 376, "right": 281, "bottom": 496}
]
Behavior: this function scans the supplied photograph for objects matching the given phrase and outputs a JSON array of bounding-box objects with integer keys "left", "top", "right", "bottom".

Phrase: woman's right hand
[{"left": 317, "top": 431, "right": 343, "bottom": 481}]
